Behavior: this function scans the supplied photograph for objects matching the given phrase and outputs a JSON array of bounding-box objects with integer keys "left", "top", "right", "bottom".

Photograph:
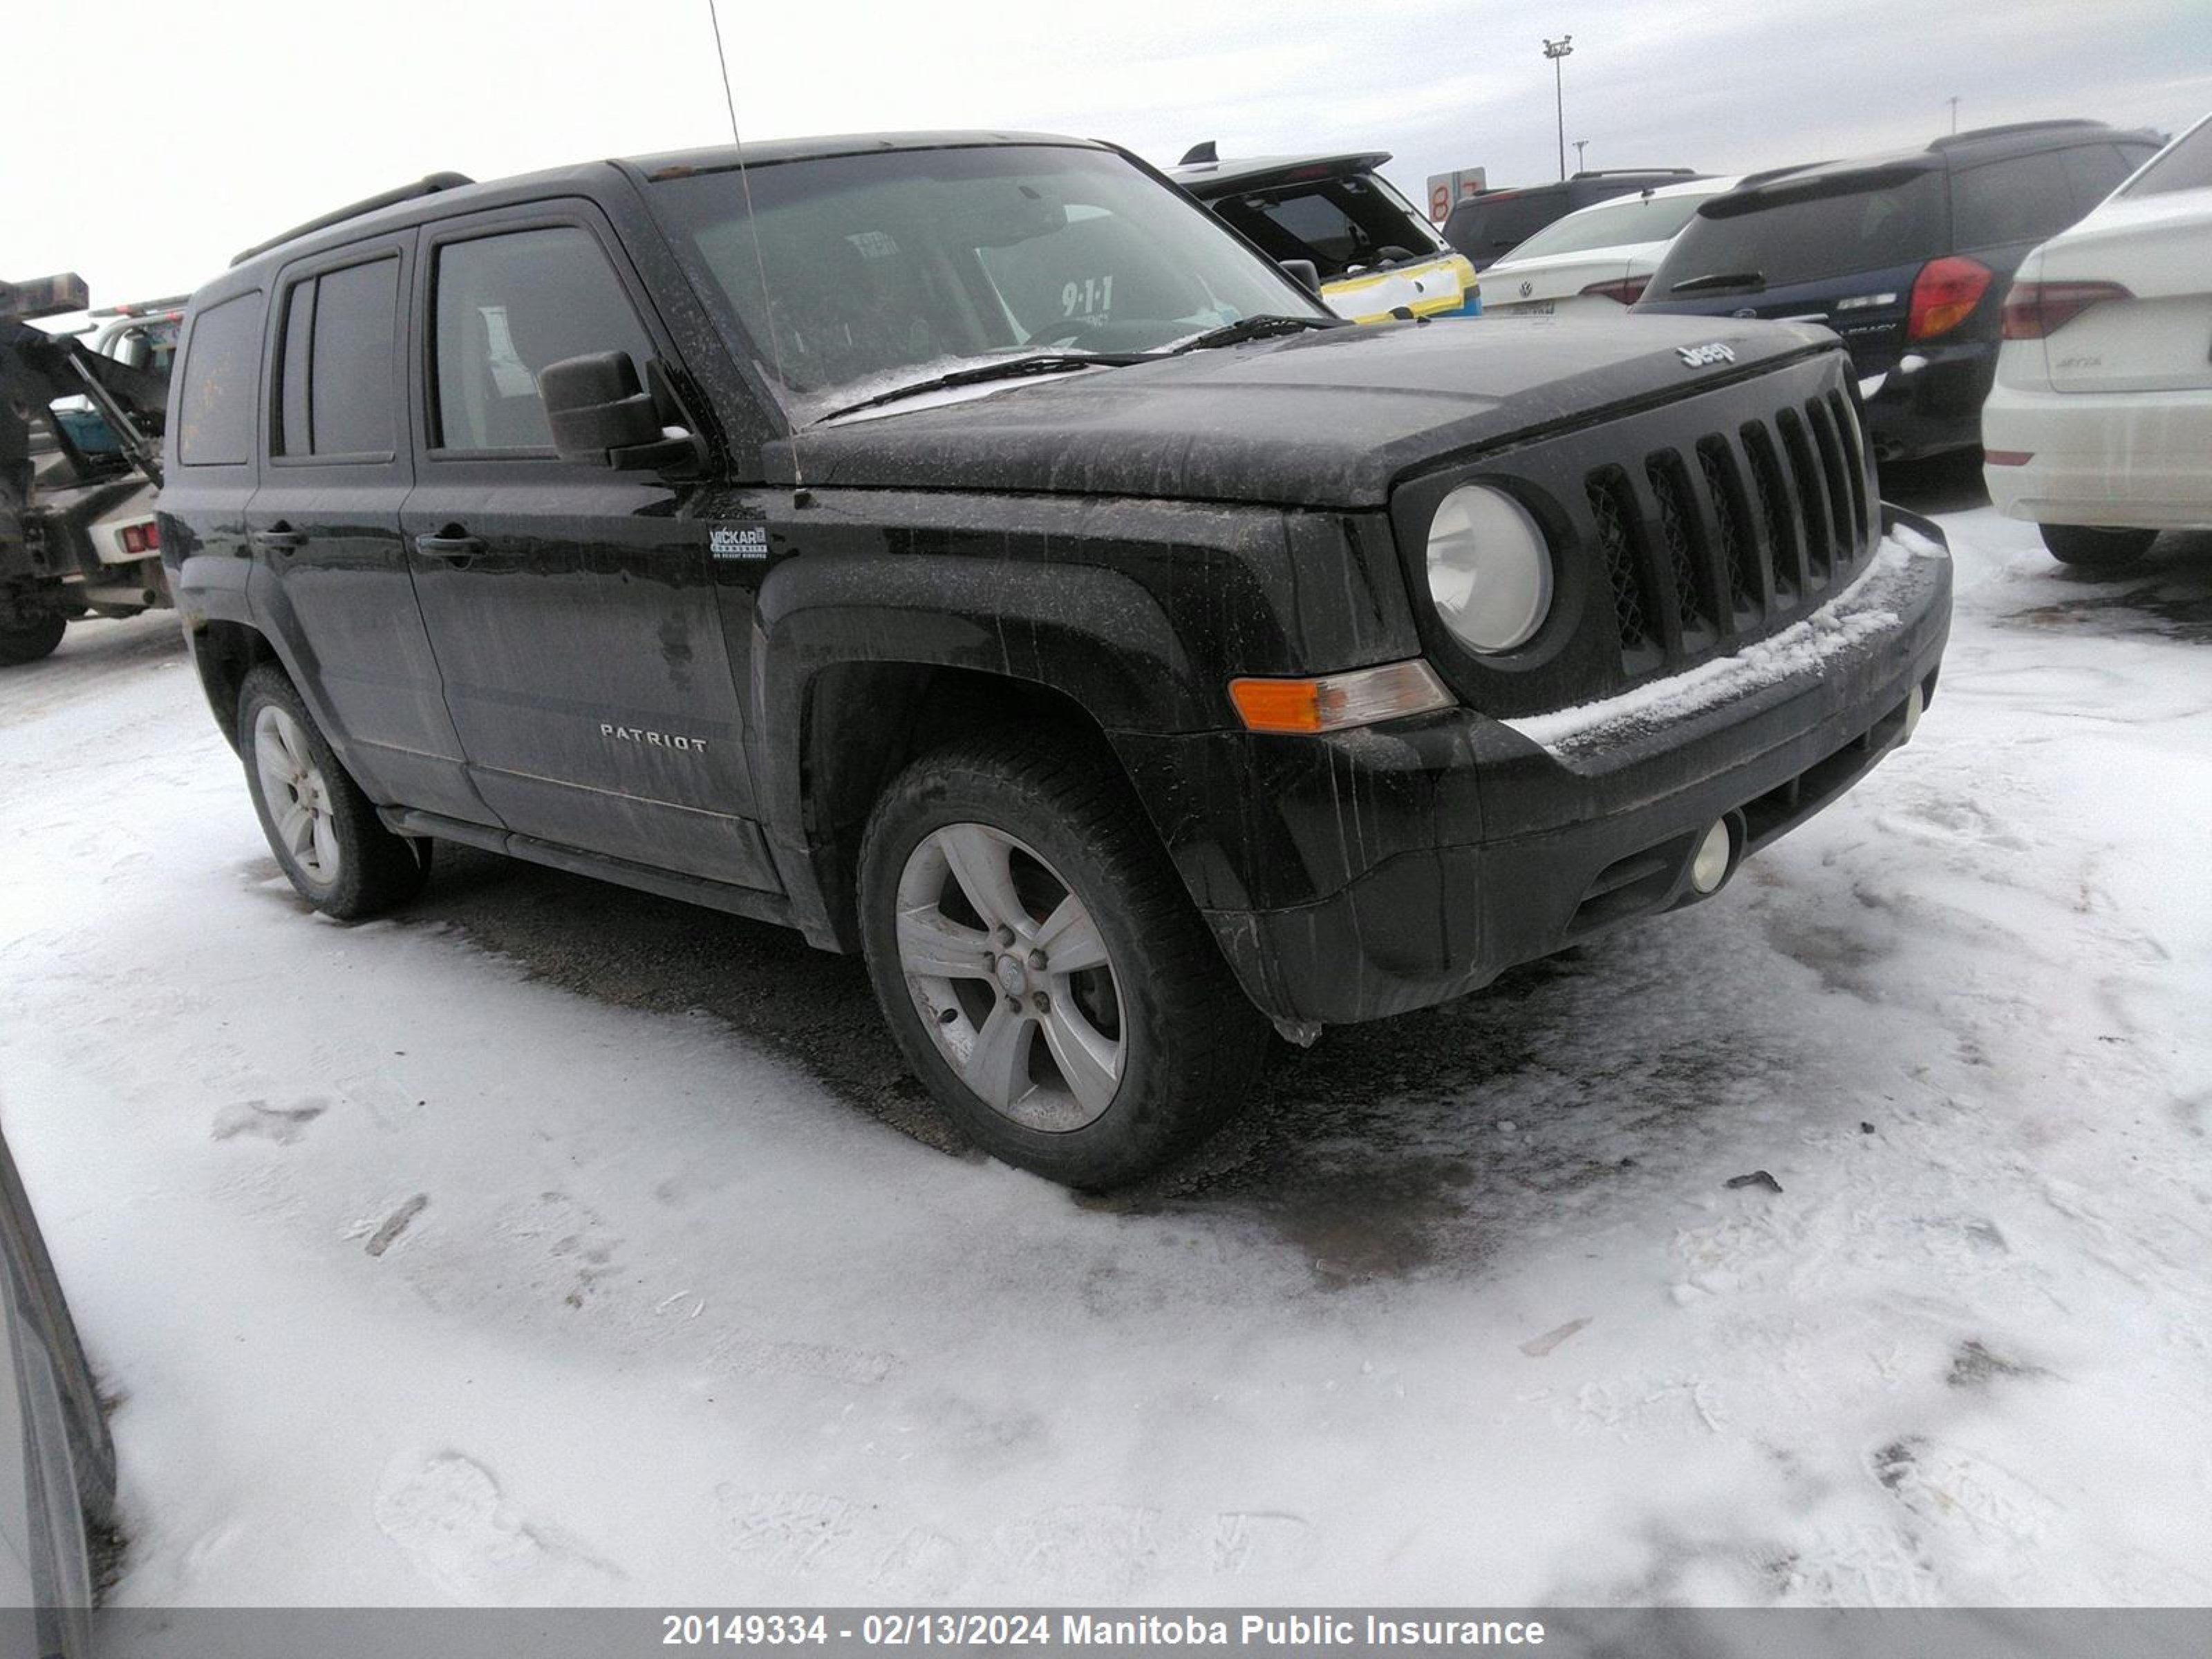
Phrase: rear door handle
[
  {"left": 413, "top": 530, "right": 486, "bottom": 559},
  {"left": 251, "top": 527, "right": 306, "bottom": 552}
]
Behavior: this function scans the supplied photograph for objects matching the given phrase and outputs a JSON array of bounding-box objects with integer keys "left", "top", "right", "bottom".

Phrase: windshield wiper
[
  {"left": 1169, "top": 314, "right": 1343, "bottom": 353},
  {"left": 1669, "top": 270, "right": 1765, "bottom": 295},
  {"left": 814, "top": 353, "right": 1146, "bottom": 424}
]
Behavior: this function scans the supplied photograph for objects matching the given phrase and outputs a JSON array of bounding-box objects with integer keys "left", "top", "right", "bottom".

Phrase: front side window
[
  {"left": 649, "top": 144, "right": 1313, "bottom": 422},
  {"left": 432, "top": 226, "right": 654, "bottom": 453},
  {"left": 176, "top": 291, "right": 263, "bottom": 466},
  {"left": 274, "top": 255, "right": 399, "bottom": 458}
]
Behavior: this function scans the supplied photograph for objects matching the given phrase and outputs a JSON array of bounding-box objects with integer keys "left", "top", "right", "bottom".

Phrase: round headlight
[{"left": 1425, "top": 485, "right": 1553, "bottom": 654}]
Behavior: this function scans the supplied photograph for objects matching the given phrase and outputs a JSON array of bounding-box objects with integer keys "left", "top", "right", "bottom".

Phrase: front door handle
[
  {"left": 414, "top": 529, "right": 486, "bottom": 559},
  {"left": 251, "top": 526, "right": 306, "bottom": 552}
]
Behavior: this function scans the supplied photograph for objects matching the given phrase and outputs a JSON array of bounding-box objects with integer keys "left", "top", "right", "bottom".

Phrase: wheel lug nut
[
  {"left": 1004, "top": 994, "right": 1022, "bottom": 1013},
  {"left": 1032, "top": 992, "right": 1050, "bottom": 1013},
  {"left": 995, "top": 925, "right": 1015, "bottom": 946},
  {"left": 1028, "top": 948, "right": 1047, "bottom": 970}
]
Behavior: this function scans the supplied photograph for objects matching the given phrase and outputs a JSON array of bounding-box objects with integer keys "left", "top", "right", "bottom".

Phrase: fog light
[
  {"left": 1689, "top": 819, "right": 1732, "bottom": 894},
  {"left": 1902, "top": 683, "right": 1925, "bottom": 741}
]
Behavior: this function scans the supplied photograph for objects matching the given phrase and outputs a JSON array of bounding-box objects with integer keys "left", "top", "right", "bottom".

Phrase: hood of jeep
[{"left": 774, "top": 315, "right": 1838, "bottom": 509}]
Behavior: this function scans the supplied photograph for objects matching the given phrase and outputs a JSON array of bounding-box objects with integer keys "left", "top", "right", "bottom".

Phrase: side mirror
[
  {"left": 1280, "top": 258, "right": 1322, "bottom": 297},
  {"left": 539, "top": 351, "right": 697, "bottom": 471}
]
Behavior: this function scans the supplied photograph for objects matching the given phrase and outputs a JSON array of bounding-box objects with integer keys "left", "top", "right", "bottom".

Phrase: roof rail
[
  {"left": 87, "top": 294, "right": 193, "bottom": 319},
  {"left": 1570, "top": 167, "right": 1697, "bottom": 178},
  {"left": 230, "top": 173, "right": 476, "bottom": 268},
  {"left": 1929, "top": 119, "right": 2106, "bottom": 150}
]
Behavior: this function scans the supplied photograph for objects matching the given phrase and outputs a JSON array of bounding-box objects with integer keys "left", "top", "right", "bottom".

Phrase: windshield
[
  {"left": 1651, "top": 169, "right": 1948, "bottom": 294},
  {"left": 649, "top": 144, "right": 1318, "bottom": 422},
  {"left": 1501, "top": 191, "right": 1713, "bottom": 261}
]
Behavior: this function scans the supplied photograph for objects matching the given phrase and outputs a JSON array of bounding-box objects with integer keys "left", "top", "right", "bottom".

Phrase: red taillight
[
  {"left": 1906, "top": 255, "right": 1993, "bottom": 341},
  {"left": 1579, "top": 275, "right": 1650, "bottom": 306},
  {"left": 1999, "top": 279, "right": 2133, "bottom": 339},
  {"left": 120, "top": 521, "right": 160, "bottom": 555}
]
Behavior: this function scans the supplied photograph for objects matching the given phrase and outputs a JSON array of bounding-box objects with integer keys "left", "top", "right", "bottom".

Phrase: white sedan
[
  {"left": 1479, "top": 176, "right": 1740, "bottom": 317},
  {"left": 1983, "top": 112, "right": 2212, "bottom": 567}
]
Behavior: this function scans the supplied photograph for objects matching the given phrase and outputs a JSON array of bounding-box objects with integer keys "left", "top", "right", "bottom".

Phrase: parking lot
[{"left": 0, "top": 466, "right": 2205, "bottom": 1606}]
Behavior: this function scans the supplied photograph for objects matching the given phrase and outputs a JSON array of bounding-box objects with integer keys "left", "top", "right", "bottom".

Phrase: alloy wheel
[
  {"left": 252, "top": 704, "right": 341, "bottom": 885},
  {"left": 894, "top": 823, "right": 1125, "bottom": 1132}
]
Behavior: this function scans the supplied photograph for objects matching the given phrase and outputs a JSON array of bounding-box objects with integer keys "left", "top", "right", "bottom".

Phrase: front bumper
[
  {"left": 1983, "top": 381, "right": 2212, "bottom": 530},
  {"left": 1150, "top": 509, "right": 1951, "bottom": 1027}
]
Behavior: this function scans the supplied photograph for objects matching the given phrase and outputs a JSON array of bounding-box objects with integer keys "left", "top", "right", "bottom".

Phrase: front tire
[
  {"left": 236, "top": 664, "right": 431, "bottom": 919},
  {"left": 0, "top": 612, "right": 66, "bottom": 666},
  {"left": 2041, "top": 524, "right": 2156, "bottom": 568},
  {"left": 859, "top": 731, "right": 1269, "bottom": 1190}
]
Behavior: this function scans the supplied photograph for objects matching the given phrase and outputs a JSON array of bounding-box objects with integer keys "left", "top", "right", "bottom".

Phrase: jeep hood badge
[{"left": 1678, "top": 342, "right": 1736, "bottom": 367}]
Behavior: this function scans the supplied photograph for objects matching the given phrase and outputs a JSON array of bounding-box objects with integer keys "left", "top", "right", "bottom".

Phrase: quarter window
[
  {"left": 432, "top": 227, "right": 654, "bottom": 453},
  {"left": 175, "top": 291, "right": 263, "bottom": 467},
  {"left": 273, "top": 255, "right": 400, "bottom": 458},
  {"left": 1952, "top": 151, "right": 2079, "bottom": 248}
]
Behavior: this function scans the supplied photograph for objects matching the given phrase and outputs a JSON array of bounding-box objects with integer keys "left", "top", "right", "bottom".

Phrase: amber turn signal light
[{"left": 1228, "top": 659, "right": 1454, "bottom": 735}]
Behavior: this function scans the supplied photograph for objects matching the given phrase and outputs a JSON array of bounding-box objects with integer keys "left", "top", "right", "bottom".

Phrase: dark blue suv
[{"left": 1637, "top": 120, "right": 2160, "bottom": 461}]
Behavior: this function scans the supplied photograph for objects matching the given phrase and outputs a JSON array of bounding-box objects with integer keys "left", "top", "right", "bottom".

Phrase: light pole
[
  {"left": 1574, "top": 138, "right": 1589, "bottom": 172},
  {"left": 1543, "top": 36, "right": 1574, "bottom": 182},
  {"left": 1947, "top": 95, "right": 1960, "bottom": 134}
]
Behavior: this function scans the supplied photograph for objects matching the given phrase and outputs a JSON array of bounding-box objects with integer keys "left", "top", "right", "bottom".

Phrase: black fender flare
[{"left": 751, "top": 550, "right": 1219, "bottom": 946}]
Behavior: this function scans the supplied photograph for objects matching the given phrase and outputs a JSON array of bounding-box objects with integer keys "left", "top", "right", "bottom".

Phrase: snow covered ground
[{"left": 1, "top": 498, "right": 2206, "bottom": 1608}]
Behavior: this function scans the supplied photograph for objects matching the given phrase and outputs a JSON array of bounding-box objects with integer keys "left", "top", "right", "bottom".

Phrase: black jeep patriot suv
[{"left": 163, "top": 132, "right": 1951, "bottom": 1190}]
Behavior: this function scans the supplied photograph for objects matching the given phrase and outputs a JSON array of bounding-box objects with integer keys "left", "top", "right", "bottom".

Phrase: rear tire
[
  {"left": 859, "top": 730, "right": 1269, "bottom": 1191},
  {"left": 0, "top": 612, "right": 66, "bottom": 666},
  {"left": 236, "top": 664, "right": 431, "bottom": 919},
  {"left": 2041, "top": 524, "right": 2156, "bottom": 568}
]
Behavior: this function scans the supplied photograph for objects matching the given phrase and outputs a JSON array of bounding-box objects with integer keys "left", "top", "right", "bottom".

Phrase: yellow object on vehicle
[{"left": 1321, "top": 253, "right": 1482, "bottom": 322}]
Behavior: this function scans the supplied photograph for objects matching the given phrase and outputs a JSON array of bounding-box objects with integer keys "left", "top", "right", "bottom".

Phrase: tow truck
[{"left": 1, "top": 273, "right": 171, "bottom": 665}]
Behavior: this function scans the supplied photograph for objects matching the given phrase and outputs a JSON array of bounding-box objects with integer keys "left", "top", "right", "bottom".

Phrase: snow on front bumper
[
  {"left": 1504, "top": 523, "right": 1950, "bottom": 771},
  {"left": 1195, "top": 513, "right": 1951, "bottom": 1026}
]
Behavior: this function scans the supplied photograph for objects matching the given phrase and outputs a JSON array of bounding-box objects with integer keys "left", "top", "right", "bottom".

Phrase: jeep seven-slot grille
[{"left": 1585, "top": 391, "right": 1875, "bottom": 682}]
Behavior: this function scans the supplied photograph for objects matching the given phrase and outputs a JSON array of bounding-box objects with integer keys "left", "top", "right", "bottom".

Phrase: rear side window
[
  {"left": 2059, "top": 145, "right": 2137, "bottom": 215},
  {"left": 1655, "top": 169, "right": 1946, "bottom": 292},
  {"left": 432, "top": 227, "right": 653, "bottom": 453},
  {"left": 274, "top": 255, "right": 400, "bottom": 458},
  {"left": 175, "top": 292, "right": 263, "bottom": 467},
  {"left": 1953, "top": 151, "right": 2080, "bottom": 247},
  {"left": 2124, "top": 121, "right": 2212, "bottom": 198},
  {"left": 1452, "top": 191, "right": 1561, "bottom": 254}
]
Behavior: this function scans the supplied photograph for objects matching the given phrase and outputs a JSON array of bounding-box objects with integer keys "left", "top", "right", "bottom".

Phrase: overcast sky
[{"left": 8, "top": 0, "right": 2208, "bottom": 306}]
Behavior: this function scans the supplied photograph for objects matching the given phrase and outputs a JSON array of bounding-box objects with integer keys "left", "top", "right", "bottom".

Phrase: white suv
[{"left": 1983, "top": 113, "right": 2212, "bottom": 567}]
